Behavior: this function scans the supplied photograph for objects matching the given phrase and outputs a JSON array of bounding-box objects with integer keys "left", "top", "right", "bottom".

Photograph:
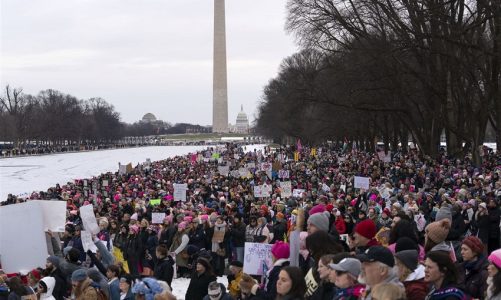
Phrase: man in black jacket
[
  {"left": 229, "top": 215, "right": 246, "bottom": 263},
  {"left": 45, "top": 256, "right": 69, "bottom": 300},
  {"left": 153, "top": 244, "right": 174, "bottom": 288}
]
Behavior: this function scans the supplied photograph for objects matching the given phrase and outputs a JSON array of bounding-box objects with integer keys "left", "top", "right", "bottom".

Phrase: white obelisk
[{"left": 212, "top": 0, "right": 229, "bottom": 133}]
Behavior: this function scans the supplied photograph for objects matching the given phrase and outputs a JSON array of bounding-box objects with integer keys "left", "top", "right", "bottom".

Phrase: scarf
[{"left": 211, "top": 222, "right": 227, "bottom": 252}]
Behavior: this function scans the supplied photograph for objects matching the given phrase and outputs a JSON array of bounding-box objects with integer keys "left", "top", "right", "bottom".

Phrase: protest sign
[
  {"left": 260, "top": 162, "right": 272, "bottom": 178},
  {"left": 217, "top": 166, "right": 230, "bottom": 176},
  {"left": 239, "top": 168, "right": 249, "bottom": 178},
  {"left": 102, "top": 180, "right": 109, "bottom": 187},
  {"left": 81, "top": 230, "right": 98, "bottom": 253},
  {"left": 340, "top": 184, "right": 346, "bottom": 192},
  {"left": 354, "top": 176, "right": 370, "bottom": 189},
  {"left": 245, "top": 162, "right": 255, "bottom": 170},
  {"left": 278, "top": 169, "right": 290, "bottom": 179},
  {"left": 322, "top": 183, "right": 330, "bottom": 193},
  {"left": 149, "top": 198, "right": 161, "bottom": 206},
  {"left": 27, "top": 200, "right": 66, "bottom": 232},
  {"left": 230, "top": 170, "right": 240, "bottom": 178},
  {"left": 152, "top": 213, "right": 166, "bottom": 224},
  {"left": 243, "top": 242, "right": 273, "bottom": 275},
  {"left": 80, "top": 204, "right": 100, "bottom": 234},
  {"left": 280, "top": 181, "right": 292, "bottom": 198},
  {"left": 173, "top": 183, "right": 188, "bottom": 202},
  {"left": 253, "top": 185, "right": 264, "bottom": 198},
  {"left": 118, "top": 164, "right": 127, "bottom": 175},
  {"left": 0, "top": 202, "right": 47, "bottom": 273},
  {"left": 293, "top": 189, "right": 305, "bottom": 198}
]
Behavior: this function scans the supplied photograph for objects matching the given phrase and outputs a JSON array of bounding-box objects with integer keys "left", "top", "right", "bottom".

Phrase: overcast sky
[{"left": 0, "top": 0, "right": 297, "bottom": 126}]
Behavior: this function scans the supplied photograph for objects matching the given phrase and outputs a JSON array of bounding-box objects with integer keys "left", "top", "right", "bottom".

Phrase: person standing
[{"left": 185, "top": 258, "right": 217, "bottom": 300}]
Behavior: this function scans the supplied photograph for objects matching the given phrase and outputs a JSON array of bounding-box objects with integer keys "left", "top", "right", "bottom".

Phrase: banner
[
  {"left": 0, "top": 202, "right": 47, "bottom": 273},
  {"left": 280, "top": 181, "right": 292, "bottom": 198},
  {"left": 243, "top": 242, "right": 273, "bottom": 275},
  {"left": 80, "top": 204, "right": 100, "bottom": 234},
  {"left": 354, "top": 176, "right": 370, "bottom": 189},
  {"left": 152, "top": 213, "right": 166, "bottom": 224},
  {"left": 173, "top": 183, "right": 188, "bottom": 202}
]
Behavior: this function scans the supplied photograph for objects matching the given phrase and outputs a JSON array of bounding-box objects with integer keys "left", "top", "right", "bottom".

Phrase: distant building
[
  {"left": 229, "top": 105, "right": 250, "bottom": 134},
  {"left": 141, "top": 113, "right": 157, "bottom": 123}
]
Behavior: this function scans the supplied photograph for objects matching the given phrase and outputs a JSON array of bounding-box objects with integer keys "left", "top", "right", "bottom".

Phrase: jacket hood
[
  {"left": 41, "top": 276, "right": 56, "bottom": 296},
  {"left": 430, "top": 241, "right": 451, "bottom": 252},
  {"left": 405, "top": 264, "right": 425, "bottom": 282}
]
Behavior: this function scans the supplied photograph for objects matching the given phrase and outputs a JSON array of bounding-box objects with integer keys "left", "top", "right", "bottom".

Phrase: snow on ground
[
  {"left": 0, "top": 144, "right": 266, "bottom": 201},
  {"left": 171, "top": 276, "right": 228, "bottom": 299}
]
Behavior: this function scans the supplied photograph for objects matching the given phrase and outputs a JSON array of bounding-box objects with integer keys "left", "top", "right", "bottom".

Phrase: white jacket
[{"left": 40, "top": 277, "right": 56, "bottom": 300}]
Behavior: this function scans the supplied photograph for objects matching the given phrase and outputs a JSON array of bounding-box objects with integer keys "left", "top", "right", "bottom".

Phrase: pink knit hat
[
  {"left": 200, "top": 214, "right": 209, "bottom": 222},
  {"left": 488, "top": 249, "right": 501, "bottom": 269},
  {"left": 271, "top": 241, "right": 290, "bottom": 260},
  {"left": 129, "top": 224, "right": 139, "bottom": 234},
  {"left": 309, "top": 204, "right": 326, "bottom": 215},
  {"left": 178, "top": 221, "right": 188, "bottom": 230}
]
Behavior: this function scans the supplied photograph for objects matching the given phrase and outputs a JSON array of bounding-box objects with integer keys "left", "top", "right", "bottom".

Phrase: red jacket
[{"left": 403, "top": 279, "right": 428, "bottom": 300}]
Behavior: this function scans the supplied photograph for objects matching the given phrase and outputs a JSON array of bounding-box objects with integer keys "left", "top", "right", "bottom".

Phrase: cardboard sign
[
  {"left": 239, "top": 168, "right": 249, "bottom": 178},
  {"left": 173, "top": 183, "right": 188, "bottom": 202},
  {"left": 293, "top": 189, "right": 305, "bottom": 198},
  {"left": 218, "top": 166, "right": 230, "bottom": 176},
  {"left": 278, "top": 170, "right": 290, "bottom": 179},
  {"left": 102, "top": 180, "right": 109, "bottom": 187},
  {"left": 280, "top": 181, "right": 292, "bottom": 198},
  {"left": 81, "top": 230, "right": 98, "bottom": 253},
  {"left": 354, "top": 176, "right": 370, "bottom": 189},
  {"left": 0, "top": 202, "right": 47, "bottom": 273},
  {"left": 149, "top": 198, "right": 161, "bottom": 206},
  {"left": 118, "top": 164, "right": 127, "bottom": 175},
  {"left": 152, "top": 213, "right": 166, "bottom": 224},
  {"left": 28, "top": 200, "right": 67, "bottom": 232},
  {"left": 243, "top": 242, "right": 273, "bottom": 275},
  {"left": 260, "top": 162, "right": 272, "bottom": 178},
  {"left": 80, "top": 204, "right": 100, "bottom": 234},
  {"left": 253, "top": 185, "right": 271, "bottom": 198}
]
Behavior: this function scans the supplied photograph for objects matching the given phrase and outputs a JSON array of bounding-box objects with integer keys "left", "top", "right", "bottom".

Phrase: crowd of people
[{"left": 1, "top": 142, "right": 501, "bottom": 300}]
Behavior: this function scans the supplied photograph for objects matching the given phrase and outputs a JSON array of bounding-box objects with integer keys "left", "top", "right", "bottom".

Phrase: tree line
[
  {"left": 255, "top": 0, "right": 500, "bottom": 163},
  {"left": 0, "top": 86, "right": 174, "bottom": 147}
]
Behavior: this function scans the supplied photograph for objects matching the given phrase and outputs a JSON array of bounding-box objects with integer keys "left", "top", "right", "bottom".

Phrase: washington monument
[{"left": 212, "top": 0, "right": 229, "bottom": 133}]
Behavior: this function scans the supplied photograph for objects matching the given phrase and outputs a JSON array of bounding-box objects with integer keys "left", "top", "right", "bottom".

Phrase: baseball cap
[
  {"left": 328, "top": 258, "right": 362, "bottom": 278},
  {"left": 357, "top": 246, "right": 395, "bottom": 267}
]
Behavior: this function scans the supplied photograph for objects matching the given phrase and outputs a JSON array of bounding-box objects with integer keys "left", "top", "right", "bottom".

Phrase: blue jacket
[{"left": 108, "top": 278, "right": 120, "bottom": 300}]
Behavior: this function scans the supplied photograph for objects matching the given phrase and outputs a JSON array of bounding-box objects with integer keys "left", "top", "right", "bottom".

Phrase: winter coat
[
  {"left": 456, "top": 256, "right": 489, "bottom": 299},
  {"left": 39, "top": 277, "right": 56, "bottom": 300},
  {"left": 264, "top": 258, "right": 290, "bottom": 300},
  {"left": 230, "top": 223, "right": 247, "bottom": 247},
  {"left": 228, "top": 270, "right": 243, "bottom": 298},
  {"left": 190, "top": 225, "right": 208, "bottom": 250},
  {"left": 332, "top": 284, "right": 365, "bottom": 300},
  {"left": 402, "top": 265, "right": 428, "bottom": 300},
  {"left": 185, "top": 271, "right": 217, "bottom": 300},
  {"left": 270, "top": 221, "right": 287, "bottom": 244},
  {"left": 154, "top": 256, "right": 175, "bottom": 287},
  {"left": 202, "top": 283, "right": 233, "bottom": 300},
  {"left": 425, "top": 285, "right": 469, "bottom": 300},
  {"left": 308, "top": 281, "right": 335, "bottom": 300},
  {"left": 47, "top": 267, "right": 68, "bottom": 300},
  {"left": 446, "top": 213, "right": 466, "bottom": 241},
  {"left": 488, "top": 207, "right": 501, "bottom": 239},
  {"left": 475, "top": 213, "right": 490, "bottom": 243},
  {"left": 159, "top": 225, "right": 177, "bottom": 249},
  {"left": 108, "top": 278, "right": 120, "bottom": 300}
]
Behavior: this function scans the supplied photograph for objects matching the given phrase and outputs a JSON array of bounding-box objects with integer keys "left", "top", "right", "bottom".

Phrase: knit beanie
[
  {"left": 395, "top": 250, "right": 419, "bottom": 271},
  {"left": 309, "top": 204, "right": 326, "bottom": 215},
  {"left": 435, "top": 204, "right": 452, "bottom": 222},
  {"left": 395, "top": 237, "right": 419, "bottom": 253},
  {"left": 425, "top": 219, "right": 451, "bottom": 244},
  {"left": 271, "top": 241, "right": 290, "bottom": 260},
  {"left": 462, "top": 236, "right": 484, "bottom": 255},
  {"left": 307, "top": 211, "right": 330, "bottom": 232},
  {"left": 488, "top": 249, "right": 501, "bottom": 269},
  {"left": 71, "top": 269, "right": 88, "bottom": 282},
  {"left": 354, "top": 219, "right": 377, "bottom": 240},
  {"left": 46, "top": 256, "right": 60, "bottom": 269}
]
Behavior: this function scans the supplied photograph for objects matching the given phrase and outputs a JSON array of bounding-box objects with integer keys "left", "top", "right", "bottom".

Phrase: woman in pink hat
[{"left": 487, "top": 248, "right": 501, "bottom": 300}]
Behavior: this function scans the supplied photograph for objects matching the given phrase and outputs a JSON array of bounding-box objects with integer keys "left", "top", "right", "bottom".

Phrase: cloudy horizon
[{"left": 0, "top": 0, "right": 298, "bottom": 126}]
